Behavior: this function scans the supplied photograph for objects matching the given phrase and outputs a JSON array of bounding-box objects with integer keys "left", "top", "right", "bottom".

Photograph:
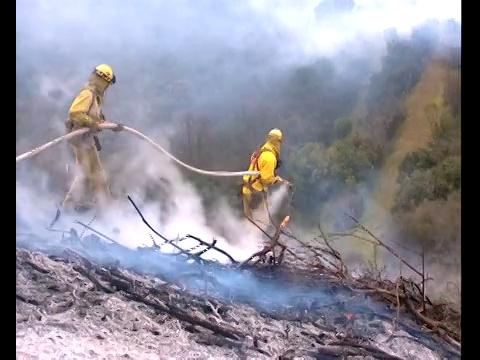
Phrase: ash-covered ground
[{"left": 16, "top": 217, "right": 461, "bottom": 360}]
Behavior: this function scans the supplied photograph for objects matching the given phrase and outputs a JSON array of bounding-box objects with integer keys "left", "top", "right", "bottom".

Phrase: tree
[
  {"left": 334, "top": 118, "right": 353, "bottom": 139},
  {"left": 395, "top": 191, "right": 460, "bottom": 257},
  {"left": 284, "top": 142, "right": 332, "bottom": 213},
  {"left": 399, "top": 148, "right": 437, "bottom": 177},
  {"left": 326, "top": 132, "right": 378, "bottom": 184}
]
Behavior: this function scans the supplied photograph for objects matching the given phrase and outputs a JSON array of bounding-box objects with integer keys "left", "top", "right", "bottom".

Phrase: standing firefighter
[
  {"left": 61, "top": 64, "right": 124, "bottom": 213},
  {"left": 241, "top": 128, "right": 291, "bottom": 219}
]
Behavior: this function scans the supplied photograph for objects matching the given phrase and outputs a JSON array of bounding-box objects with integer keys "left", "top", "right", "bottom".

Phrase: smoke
[
  {"left": 17, "top": 0, "right": 460, "bottom": 302},
  {"left": 246, "top": 0, "right": 460, "bottom": 58},
  {"left": 16, "top": 0, "right": 461, "bottom": 104},
  {"left": 16, "top": 129, "right": 282, "bottom": 263}
]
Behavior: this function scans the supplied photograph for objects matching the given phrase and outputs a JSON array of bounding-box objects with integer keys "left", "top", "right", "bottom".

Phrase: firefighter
[
  {"left": 61, "top": 64, "right": 124, "bottom": 213},
  {"left": 241, "top": 128, "right": 291, "bottom": 219}
]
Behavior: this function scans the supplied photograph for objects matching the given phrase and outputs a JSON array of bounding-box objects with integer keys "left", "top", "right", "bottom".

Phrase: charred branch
[{"left": 16, "top": 194, "right": 461, "bottom": 359}]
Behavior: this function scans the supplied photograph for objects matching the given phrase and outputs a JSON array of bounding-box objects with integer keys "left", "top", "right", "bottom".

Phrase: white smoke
[
  {"left": 16, "top": 129, "right": 290, "bottom": 264},
  {"left": 245, "top": 0, "right": 461, "bottom": 58},
  {"left": 16, "top": 0, "right": 460, "bottom": 263}
]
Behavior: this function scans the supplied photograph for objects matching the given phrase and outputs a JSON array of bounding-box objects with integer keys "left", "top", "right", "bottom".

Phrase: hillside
[
  {"left": 368, "top": 61, "right": 448, "bottom": 234},
  {"left": 327, "top": 60, "right": 449, "bottom": 261}
]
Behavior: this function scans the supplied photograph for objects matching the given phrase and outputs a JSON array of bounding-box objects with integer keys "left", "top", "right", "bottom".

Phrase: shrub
[
  {"left": 326, "top": 132, "right": 379, "bottom": 183},
  {"left": 431, "top": 110, "right": 461, "bottom": 158},
  {"left": 334, "top": 117, "right": 353, "bottom": 139},
  {"left": 432, "top": 156, "right": 461, "bottom": 198},
  {"left": 284, "top": 142, "right": 332, "bottom": 213},
  {"left": 385, "top": 104, "right": 407, "bottom": 140},
  {"left": 399, "top": 148, "right": 438, "bottom": 177},
  {"left": 393, "top": 169, "right": 436, "bottom": 212},
  {"left": 395, "top": 191, "right": 460, "bottom": 258}
]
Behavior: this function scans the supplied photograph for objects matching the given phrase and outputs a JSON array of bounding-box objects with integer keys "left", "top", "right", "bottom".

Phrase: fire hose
[{"left": 15, "top": 122, "right": 259, "bottom": 178}]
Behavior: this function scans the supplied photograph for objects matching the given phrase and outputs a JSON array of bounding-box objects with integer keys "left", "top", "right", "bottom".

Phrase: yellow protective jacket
[
  {"left": 66, "top": 85, "right": 105, "bottom": 132},
  {"left": 242, "top": 141, "right": 282, "bottom": 195},
  {"left": 65, "top": 74, "right": 109, "bottom": 148}
]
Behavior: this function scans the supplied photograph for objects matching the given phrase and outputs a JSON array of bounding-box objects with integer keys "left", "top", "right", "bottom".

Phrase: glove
[{"left": 112, "top": 123, "right": 124, "bottom": 132}]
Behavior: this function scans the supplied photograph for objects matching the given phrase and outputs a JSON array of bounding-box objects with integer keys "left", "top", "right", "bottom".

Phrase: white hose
[{"left": 15, "top": 123, "right": 259, "bottom": 178}]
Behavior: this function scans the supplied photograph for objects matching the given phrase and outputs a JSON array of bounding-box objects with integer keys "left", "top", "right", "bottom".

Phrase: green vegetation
[
  {"left": 16, "top": 19, "right": 460, "bottom": 260},
  {"left": 334, "top": 118, "right": 353, "bottom": 140},
  {"left": 393, "top": 82, "right": 461, "bottom": 255}
]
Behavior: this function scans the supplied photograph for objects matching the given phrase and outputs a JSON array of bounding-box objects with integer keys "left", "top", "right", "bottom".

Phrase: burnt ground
[{"left": 16, "top": 208, "right": 461, "bottom": 359}]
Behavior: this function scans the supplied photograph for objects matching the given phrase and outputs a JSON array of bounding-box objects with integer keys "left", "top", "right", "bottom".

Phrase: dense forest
[{"left": 16, "top": 1, "right": 460, "bottom": 276}]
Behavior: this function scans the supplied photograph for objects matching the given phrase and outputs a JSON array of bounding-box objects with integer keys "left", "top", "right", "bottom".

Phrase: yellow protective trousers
[
  {"left": 241, "top": 187, "right": 269, "bottom": 220},
  {"left": 62, "top": 144, "right": 111, "bottom": 212}
]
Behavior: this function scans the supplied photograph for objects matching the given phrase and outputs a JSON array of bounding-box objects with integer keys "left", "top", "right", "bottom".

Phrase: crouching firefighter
[
  {"left": 61, "top": 64, "right": 124, "bottom": 214},
  {"left": 241, "top": 128, "right": 291, "bottom": 219}
]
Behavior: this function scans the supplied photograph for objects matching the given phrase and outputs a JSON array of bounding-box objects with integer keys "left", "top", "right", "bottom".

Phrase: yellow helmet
[
  {"left": 268, "top": 128, "right": 283, "bottom": 142},
  {"left": 93, "top": 64, "right": 116, "bottom": 85}
]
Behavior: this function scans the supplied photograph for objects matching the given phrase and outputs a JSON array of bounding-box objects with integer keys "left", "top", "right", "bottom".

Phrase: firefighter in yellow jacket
[
  {"left": 241, "top": 128, "right": 291, "bottom": 219},
  {"left": 61, "top": 64, "right": 124, "bottom": 213}
]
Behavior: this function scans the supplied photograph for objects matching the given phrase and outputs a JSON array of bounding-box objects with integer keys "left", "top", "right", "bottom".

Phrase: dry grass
[
  {"left": 343, "top": 61, "right": 449, "bottom": 260},
  {"left": 369, "top": 61, "right": 448, "bottom": 230}
]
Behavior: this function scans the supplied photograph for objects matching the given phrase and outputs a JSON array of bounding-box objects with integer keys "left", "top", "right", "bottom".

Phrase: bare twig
[
  {"left": 127, "top": 196, "right": 213, "bottom": 261},
  {"left": 186, "top": 234, "right": 237, "bottom": 264},
  {"left": 329, "top": 339, "right": 404, "bottom": 359},
  {"left": 74, "top": 221, "right": 116, "bottom": 244},
  {"left": 343, "top": 213, "right": 423, "bottom": 277},
  {"left": 421, "top": 241, "right": 426, "bottom": 312},
  {"left": 127, "top": 195, "right": 170, "bottom": 242},
  {"left": 394, "top": 275, "right": 401, "bottom": 331},
  {"left": 246, "top": 216, "right": 275, "bottom": 242},
  {"left": 318, "top": 223, "right": 347, "bottom": 277},
  {"left": 239, "top": 216, "right": 290, "bottom": 267},
  {"left": 283, "top": 232, "right": 340, "bottom": 270},
  {"left": 402, "top": 283, "right": 460, "bottom": 342},
  {"left": 327, "top": 232, "right": 422, "bottom": 256},
  {"left": 79, "top": 214, "right": 96, "bottom": 238}
]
